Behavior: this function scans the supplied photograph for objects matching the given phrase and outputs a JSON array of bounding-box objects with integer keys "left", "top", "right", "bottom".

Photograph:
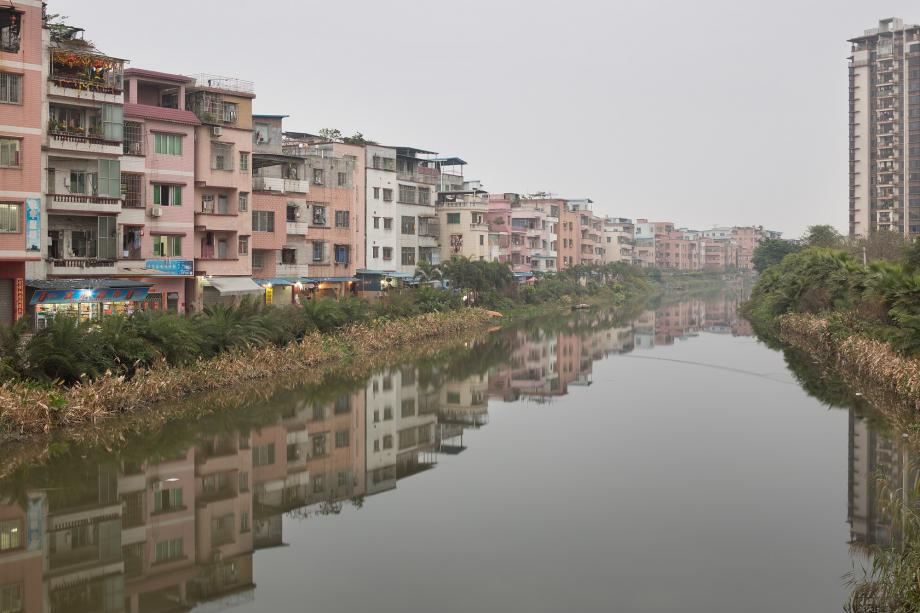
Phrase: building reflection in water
[{"left": 0, "top": 293, "right": 752, "bottom": 612}]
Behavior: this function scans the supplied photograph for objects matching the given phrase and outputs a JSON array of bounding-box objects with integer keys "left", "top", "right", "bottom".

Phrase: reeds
[{"left": 0, "top": 309, "right": 492, "bottom": 442}]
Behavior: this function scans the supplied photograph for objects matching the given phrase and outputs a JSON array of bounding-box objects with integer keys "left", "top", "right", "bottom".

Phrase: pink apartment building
[
  {"left": 0, "top": 2, "right": 41, "bottom": 324},
  {"left": 118, "top": 68, "right": 200, "bottom": 312},
  {"left": 488, "top": 194, "right": 560, "bottom": 273},
  {"left": 185, "top": 74, "right": 261, "bottom": 309}
]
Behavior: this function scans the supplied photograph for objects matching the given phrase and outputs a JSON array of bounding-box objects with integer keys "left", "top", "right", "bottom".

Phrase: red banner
[{"left": 14, "top": 278, "right": 24, "bottom": 320}]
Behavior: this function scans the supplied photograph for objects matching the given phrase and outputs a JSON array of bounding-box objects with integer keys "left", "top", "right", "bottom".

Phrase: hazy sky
[{"left": 52, "top": 0, "right": 920, "bottom": 237}]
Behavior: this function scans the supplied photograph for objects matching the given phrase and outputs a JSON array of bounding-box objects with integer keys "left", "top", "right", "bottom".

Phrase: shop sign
[
  {"left": 144, "top": 259, "right": 194, "bottom": 276},
  {"left": 265, "top": 286, "right": 273, "bottom": 305},
  {"left": 30, "top": 287, "right": 151, "bottom": 305},
  {"left": 25, "top": 198, "right": 41, "bottom": 252},
  {"left": 14, "top": 278, "right": 24, "bottom": 320}
]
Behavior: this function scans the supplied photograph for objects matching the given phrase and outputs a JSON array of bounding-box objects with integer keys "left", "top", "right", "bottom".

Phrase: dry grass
[
  {"left": 777, "top": 313, "right": 920, "bottom": 440},
  {"left": 0, "top": 309, "right": 492, "bottom": 444}
]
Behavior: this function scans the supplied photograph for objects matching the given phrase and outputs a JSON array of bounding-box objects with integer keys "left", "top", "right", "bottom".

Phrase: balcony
[
  {"left": 252, "top": 176, "right": 311, "bottom": 195},
  {"left": 285, "top": 178, "right": 309, "bottom": 193},
  {"left": 276, "top": 263, "right": 310, "bottom": 277},
  {"left": 48, "top": 258, "right": 117, "bottom": 276},
  {"left": 195, "top": 210, "right": 240, "bottom": 232},
  {"left": 286, "top": 220, "right": 309, "bottom": 235},
  {"left": 48, "top": 193, "right": 122, "bottom": 214},
  {"left": 397, "top": 169, "right": 439, "bottom": 185},
  {"left": 48, "top": 131, "right": 123, "bottom": 156},
  {"left": 470, "top": 222, "right": 490, "bottom": 231},
  {"left": 49, "top": 51, "right": 124, "bottom": 100}
]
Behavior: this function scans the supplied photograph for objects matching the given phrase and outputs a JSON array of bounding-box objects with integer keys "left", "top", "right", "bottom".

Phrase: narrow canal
[{"left": 0, "top": 288, "right": 898, "bottom": 612}]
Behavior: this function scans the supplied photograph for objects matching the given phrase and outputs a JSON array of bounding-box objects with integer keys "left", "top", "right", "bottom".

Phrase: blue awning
[
  {"left": 254, "top": 278, "right": 298, "bottom": 286},
  {"left": 513, "top": 272, "right": 534, "bottom": 278},
  {"left": 300, "top": 277, "right": 358, "bottom": 283}
]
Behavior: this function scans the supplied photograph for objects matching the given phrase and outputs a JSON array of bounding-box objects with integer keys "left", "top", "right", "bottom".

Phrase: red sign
[{"left": 14, "top": 278, "right": 24, "bottom": 320}]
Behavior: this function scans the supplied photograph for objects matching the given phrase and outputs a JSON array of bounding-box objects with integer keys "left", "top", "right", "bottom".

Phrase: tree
[
  {"left": 843, "top": 230, "right": 909, "bottom": 264},
  {"left": 751, "top": 238, "right": 803, "bottom": 273},
  {"left": 317, "top": 128, "right": 343, "bottom": 142},
  {"left": 904, "top": 237, "right": 920, "bottom": 273},
  {"left": 802, "top": 224, "right": 843, "bottom": 249},
  {"left": 342, "top": 132, "right": 377, "bottom": 145}
]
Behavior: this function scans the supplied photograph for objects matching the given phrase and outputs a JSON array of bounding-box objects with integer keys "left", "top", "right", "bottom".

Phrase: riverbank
[{"left": 0, "top": 309, "right": 493, "bottom": 443}]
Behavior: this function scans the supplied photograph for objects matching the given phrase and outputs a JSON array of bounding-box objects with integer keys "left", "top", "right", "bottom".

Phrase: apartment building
[
  {"left": 848, "top": 18, "right": 920, "bottom": 236},
  {"left": 364, "top": 144, "right": 400, "bottom": 273},
  {"left": 0, "top": 1, "right": 42, "bottom": 324},
  {"left": 568, "top": 199, "right": 605, "bottom": 266},
  {"left": 185, "top": 74, "right": 261, "bottom": 308},
  {"left": 602, "top": 217, "right": 635, "bottom": 264},
  {"left": 394, "top": 147, "right": 441, "bottom": 271},
  {"left": 117, "top": 68, "right": 199, "bottom": 312},
  {"left": 437, "top": 187, "right": 492, "bottom": 262},
  {"left": 249, "top": 116, "right": 309, "bottom": 302},
  {"left": 282, "top": 134, "right": 364, "bottom": 293}
]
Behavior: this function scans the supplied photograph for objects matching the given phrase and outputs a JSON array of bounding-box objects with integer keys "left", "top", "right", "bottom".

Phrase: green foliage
[
  {"left": 25, "top": 316, "right": 100, "bottom": 384},
  {"left": 802, "top": 224, "right": 844, "bottom": 248},
  {"left": 751, "top": 238, "right": 802, "bottom": 273}
]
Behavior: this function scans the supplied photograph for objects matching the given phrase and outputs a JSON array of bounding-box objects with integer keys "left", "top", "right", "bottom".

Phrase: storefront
[
  {"left": 300, "top": 277, "right": 358, "bottom": 300},
  {"left": 255, "top": 278, "right": 297, "bottom": 306},
  {"left": 200, "top": 276, "right": 265, "bottom": 307},
  {"left": 117, "top": 260, "right": 193, "bottom": 314},
  {"left": 27, "top": 280, "right": 153, "bottom": 328}
]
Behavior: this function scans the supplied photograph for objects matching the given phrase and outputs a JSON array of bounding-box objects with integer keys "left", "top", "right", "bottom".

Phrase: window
[
  {"left": 382, "top": 246, "right": 393, "bottom": 260},
  {"left": 0, "top": 9, "right": 21, "bottom": 53},
  {"left": 480, "top": 235, "right": 484, "bottom": 245},
  {"left": 373, "top": 187, "right": 380, "bottom": 199},
  {"left": 0, "top": 137, "right": 20, "bottom": 168},
  {"left": 212, "top": 143, "right": 232, "bottom": 170},
  {"left": 221, "top": 102, "right": 238, "bottom": 124},
  {"left": 401, "top": 398, "right": 416, "bottom": 417},
  {"left": 253, "top": 210, "right": 275, "bottom": 232},
  {"left": 313, "top": 168, "right": 324, "bottom": 184},
  {"left": 372, "top": 246, "right": 379, "bottom": 258},
  {"left": 154, "top": 133, "right": 182, "bottom": 155},
  {"left": 337, "top": 172, "right": 346, "bottom": 186},
  {"left": 240, "top": 511, "right": 250, "bottom": 533},
  {"left": 312, "top": 205, "right": 327, "bottom": 226},
  {"left": 382, "top": 435, "right": 393, "bottom": 449},
  {"left": 97, "top": 159, "right": 121, "bottom": 197},
  {"left": 313, "top": 241, "right": 325, "bottom": 262},
  {"left": 418, "top": 187, "right": 430, "bottom": 205},
  {"left": 102, "top": 104, "right": 123, "bottom": 141},
  {"left": 238, "top": 192, "right": 249, "bottom": 212},
  {"left": 399, "top": 184, "right": 416, "bottom": 204},
  {"left": 401, "top": 247, "right": 415, "bottom": 265},
  {"left": 383, "top": 217, "right": 393, "bottom": 230},
  {"left": 373, "top": 439, "right": 380, "bottom": 452},
  {"left": 152, "top": 184, "right": 182, "bottom": 206},
  {"left": 152, "top": 235, "right": 182, "bottom": 257},
  {"left": 447, "top": 212, "right": 461, "bottom": 224},
  {"left": 0, "top": 583, "right": 23, "bottom": 613},
  {"left": 153, "top": 487, "right": 183, "bottom": 513},
  {"left": 335, "top": 210, "right": 350, "bottom": 228},
  {"left": 155, "top": 537, "right": 183, "bottom": 563},
  {"left": 240, "top": 152, "right": 249, "bottom": 172},
  {"left": 252, "top": 249, "right": 263, "bottom": 268},
  {"left": 0, "top": 520, "right": 21, "bottom": 551},
  {"left": 382, "top": 188, "right": 393, "bottom": 202},
  {"left": 373, "top": 216, "right": 380, "bottom": 229},
  {"left": 447, "top": 391, "right": 461, "bottom": 404},
  {"left": 335, "top": 244, "right": 349, "bottom": 264},
  {"left": 0, "top": 203, "right": 20, "bottom": 233},
  {"left": 312, "top": 434, "right": 328, "bottom": 457},
  {"left": 253, "top": 443, "right": 275, "bottom": 467},
  {"left": 0, "top": 72, "right": 21, "bottom": 104},
  {"left": 383, "top": 406, "right": 393, "bottom": 420},
  {"left": 401, "top": 216, "right": 416, "bottom": 235},
  {"left": 335, "top": 430, "right": 350, "bottom": 448},
  {"left": 123, "top": 121, "right": 143, "bottom": 155}
]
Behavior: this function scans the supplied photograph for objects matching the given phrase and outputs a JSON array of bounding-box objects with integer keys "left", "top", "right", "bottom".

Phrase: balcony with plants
[{"left": 49, "top": 48, "right": 124, "bottom": 98}]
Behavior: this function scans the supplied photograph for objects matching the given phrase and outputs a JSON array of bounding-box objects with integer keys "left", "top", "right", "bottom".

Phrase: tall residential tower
[{"left": 849, "top": 18, "right": 920, "bottom": 236}]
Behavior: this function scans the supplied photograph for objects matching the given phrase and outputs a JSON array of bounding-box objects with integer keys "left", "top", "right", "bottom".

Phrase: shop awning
[
  {"left": 254, "top": 278, "right": 298, "bottom": 286},
  {"left": 28, "top": 279, "right": 153, "bottom": 305},
  {"left": 205, "top": 277, "right": 264, "bottom": 296},
  {"left": 300, "top": 276, "right": 357, "bottom": 283}
]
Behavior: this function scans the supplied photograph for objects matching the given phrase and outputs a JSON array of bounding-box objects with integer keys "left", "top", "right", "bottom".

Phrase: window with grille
[
  {"left": 0, "top": 203, "right": 21, "bottom": 233},
  {"left": 335, "top": 210, "right": 349, "bottom": 227},
  {"left": 335, "top": 244, "right": 349, "bottom": 264},
  {"left": 0, "top": 72, "right": 22, "bottom": 104},
  {"left": 401, "top": 216, "right": 415, "bottom": 234},
  {"left": 401, "top": 247, "right": 415, "bottom": 265},
  {"left": 238, "top": 192, "right": 249, "bottom": 212},
  {"left": 398, "top": 185, "right": 416, "bottom": 204},
  {"left": 211, "top": 143, "right": 232, "bottom": 170},
  {"left": 418, "top": 187, "right": 430, "bottom": 205},
  {"left": 313, "top": 242, "right": 325, "bottom": 262},
  {"left": 253, "top": 211, "right": 275, "bottom": 232},
  {"left": 382, "top": 188, "right": 393, "bottom": 202},
  {"left": 0, "top": 137, "right": 20, "bottom": 168},
  {"left": 0, "top": 9, "right": 22, "bottom": 53},
  {"left": 121, "top": 173, "right": 143, "bottom": 208},
  {"left": 239, "top": 236, "right": 249, "bottom": 256},
  {"left": 382, "top": 246, "right": 393, "bottom": 260},
  {"left": 123, "top": 121, "right": 143, "bottom": 155}
]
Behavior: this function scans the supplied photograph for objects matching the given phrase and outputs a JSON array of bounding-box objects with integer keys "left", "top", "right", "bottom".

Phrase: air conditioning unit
[
  {"left": 211, "top": 126, "right": 223, "bottom": 137},
  {"left": 150, "top": 206, "right": 163, "bottom": 217}
]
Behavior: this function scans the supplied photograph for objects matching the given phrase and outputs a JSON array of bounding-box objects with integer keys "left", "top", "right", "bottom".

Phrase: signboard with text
[
  {"left": 25, "top": 198, "right": 41, "bottom": 252},
  {"left": 144, "top": 259, "right": 194, "bottom": 276}
]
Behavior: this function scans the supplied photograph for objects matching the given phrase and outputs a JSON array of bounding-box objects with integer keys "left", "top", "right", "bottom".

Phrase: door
[
  {"left": 0, "top": 279, "right": 12, "bottom": 326},
  {"left": 217, "top": 238, "right": 228, "bottom": 259}
]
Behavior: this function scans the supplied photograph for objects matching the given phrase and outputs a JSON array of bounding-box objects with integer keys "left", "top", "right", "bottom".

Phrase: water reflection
[{"left": 0, "top": 293, "right": 754, "bottom": 613}]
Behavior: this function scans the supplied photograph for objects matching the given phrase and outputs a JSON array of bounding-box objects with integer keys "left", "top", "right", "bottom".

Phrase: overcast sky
[{"left": 52, "top": 0, "right": 920, "bottom": 237}]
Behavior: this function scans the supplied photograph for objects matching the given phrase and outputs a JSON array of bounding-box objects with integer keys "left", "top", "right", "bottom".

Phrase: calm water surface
[{"left": 0, "top": 289, "right": 900, "bottom": 612}]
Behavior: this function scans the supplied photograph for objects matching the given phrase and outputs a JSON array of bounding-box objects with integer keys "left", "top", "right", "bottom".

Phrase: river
[{"left": 0, "top": 288, "right": 904, "bottom": 612}]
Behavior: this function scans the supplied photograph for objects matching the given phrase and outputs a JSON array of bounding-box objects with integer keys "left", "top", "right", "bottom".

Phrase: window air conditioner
[
  {"left": 212, "top": 126, "right": 223, "bottom": 137},
  {"left": 151, "top": 206, "right": 163, "bottom": 217}
]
